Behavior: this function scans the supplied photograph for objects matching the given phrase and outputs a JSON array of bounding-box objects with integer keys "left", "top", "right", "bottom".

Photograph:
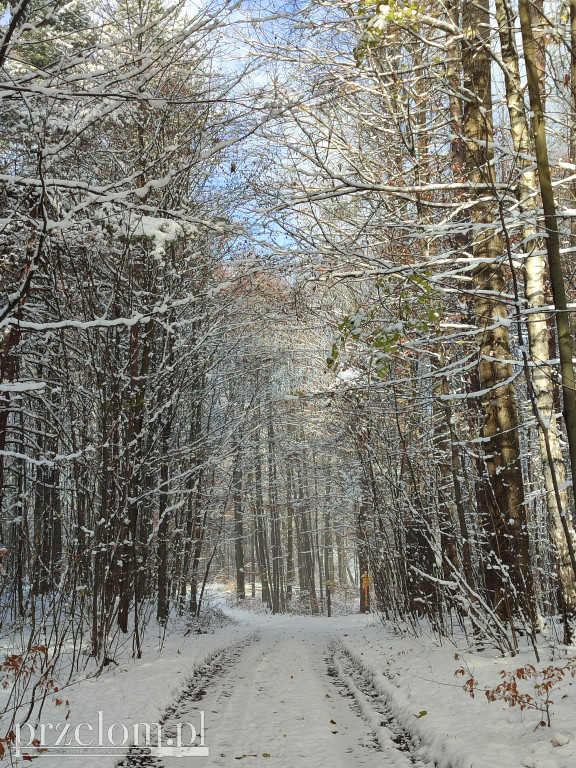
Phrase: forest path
[{"left": 121, "top": 614, "right": 434, "bottom": 768}]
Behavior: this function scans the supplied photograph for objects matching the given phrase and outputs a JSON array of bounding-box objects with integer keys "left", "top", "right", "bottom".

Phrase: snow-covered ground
[
  {"left": 340, "top": 620, "right": 576, "bottom": 768},
  {"left": 6, "top": 600, "right": 576, "bottom": 768}
]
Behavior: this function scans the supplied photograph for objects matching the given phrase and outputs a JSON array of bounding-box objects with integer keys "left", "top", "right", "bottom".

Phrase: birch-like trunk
[{"left": 495, "top": 0, "right": 576, "bottom": 635}]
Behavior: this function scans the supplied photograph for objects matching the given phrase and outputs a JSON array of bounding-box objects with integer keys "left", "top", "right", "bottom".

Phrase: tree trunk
[
  {"left": 286, "top": 462, "right": 294, "bottom": 600},
  {"left": 496, "top": 0, "right": 576, "bottom": 640},
  {"left": 233, "top": 439, "right": 245, "bottom": 600},
  {"left": 156, "top": 417, "right": 172, "bottom": 626},
  {"left": 462, "top": 0, "right": 536, "bottom": 626}
]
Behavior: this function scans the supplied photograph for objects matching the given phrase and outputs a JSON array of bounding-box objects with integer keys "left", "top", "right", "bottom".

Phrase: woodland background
[{"left": 2, "top": 0, "right": 576, "bottom": 746}]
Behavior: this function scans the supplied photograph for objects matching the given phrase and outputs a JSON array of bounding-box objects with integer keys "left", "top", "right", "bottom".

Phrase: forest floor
[{"left": 11, "top": 594, "right": 576, "bottom": 768}]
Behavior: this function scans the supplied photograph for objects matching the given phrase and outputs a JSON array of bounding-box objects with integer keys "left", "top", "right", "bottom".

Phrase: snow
[
  {"left": 8, "top": 611, "right": 252, "bottom": 768},
  {"left": 131, "top": 216, "right": 198, "bottom": 257},
  {"left": 336, "top": 368, "right": 361, "bottom": 383},
  {"left": 10, "top": 598, "right": 576, "bottom": 768},
  {"left": 0, "top": 381, "right": 45, "bottom": 393},
  {"left": 339, "top": 624, "right": 576, "bottom": 768}
]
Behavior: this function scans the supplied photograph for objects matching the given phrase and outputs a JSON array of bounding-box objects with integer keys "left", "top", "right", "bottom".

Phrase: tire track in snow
[
  {"left": 327, "top": 641, "right": 437, "bottom": 768},
  {"left": 116, "top": 634, "right": 260, "bottom": 768}
]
